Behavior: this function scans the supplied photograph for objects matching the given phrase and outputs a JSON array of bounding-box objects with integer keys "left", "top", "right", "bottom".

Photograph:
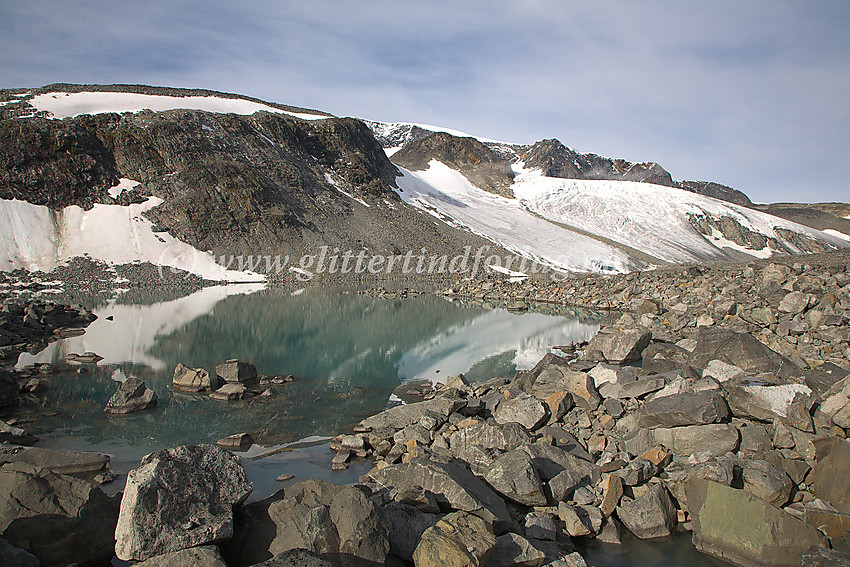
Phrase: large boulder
[
  {"left": 651, "top": 424, "right": 740, "bottom": 456},
  {"left": 449, "top": 420, "right": 532, "bottom": 454},
  {"left": 225, "top": 479, "right": 389, "bottom": 567},
  {"left": 616, "top": 483, "right": 676, "bottom": 539},
  {"left": 172, "top": 363, "right": 216, "bottom": 392},
  {"left": 412, "top": 511, "right": 496, "bottom": 567},
  {"left": 493, "top": 392, "right": 548, "bottom": 431},
  {"left": 810, "top": 437, "right": 850, "bottom": 515},
  {"left": 136, "top": 545, "right": 228, "bottom": 567},
  {"left": 484, "top": 449, "right": 547, "bottom": 507},
  {"left": 0, "top": 462, "right": 119, "bottom": 567},
  {"left": 688, "top": 327, "right": 801, "bottom": 380},
  {"left": 584, "top": 325, "right": 651, "bottom": 364},
  {"left": 360, "top": 396, "right": 464, "bottom": 431},
  {"left": 215, "top": 359, "right": 258, "bottom": 385},
  {"left": 686, "top": 478, "right": 824, "bottom": 567},
  {"left": 114, "top": 444, "right": 253, "bottom": 561},
  {"left": 636, "top": 390, "right": 729, "bottom": 428},
  {"left": 365, "top": 458, "right": 513, "bottom": 533},
  {"left": 518, "top": 354, "right": 600, "bottom": 410},
  {"left": 741, "top": 459, "right": 794, "bottom": 507},
  {"left": 104, "top": 375, "right": 158, "bottom": 414},
  {"left": 489, "top": 533, "right": 548, "bottom": 567},
  {"left": 725, "top": 380, "right": 814, "bottom": 425}
]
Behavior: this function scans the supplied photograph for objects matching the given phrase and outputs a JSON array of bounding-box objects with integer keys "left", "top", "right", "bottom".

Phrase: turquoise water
[{"left": 14, "top": 285, "right": 601, "bottom": 485}]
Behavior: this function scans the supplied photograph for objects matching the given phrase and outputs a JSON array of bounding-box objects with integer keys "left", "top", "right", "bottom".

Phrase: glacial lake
[{"left": 13, "top": 285, "right": 729, "bottom": 566}]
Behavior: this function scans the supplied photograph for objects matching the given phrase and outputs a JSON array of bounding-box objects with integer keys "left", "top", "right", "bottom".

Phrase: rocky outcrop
[
  {"left": 114, "top": 444, "right": 253, "bottom": 561},
  {"left": 391, "top": 131, "right": 515, "bottom": 196}
]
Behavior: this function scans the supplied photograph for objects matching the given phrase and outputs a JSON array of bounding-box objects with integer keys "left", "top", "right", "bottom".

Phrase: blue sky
[{"left": 2, "top": 0, "right": 848, "bottom": 203}]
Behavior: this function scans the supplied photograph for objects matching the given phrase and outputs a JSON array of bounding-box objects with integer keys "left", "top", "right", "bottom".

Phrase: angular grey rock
[
  {"left": 616, "top": 483, "right": 676, "bottom": 539},
  {"left": 725, "top": 380, "right": 814, "bottom": 424},
  {"left": 687, "top": 478, "right": 824, "bottom": 567},
  {"left": 524, "top": 512, "right": 559, "bottom": 541},
  {"left": 172, "top": 363, "right": 215, "bottom": 392},
  {"left": 539, "top": 426, "right": 593, "bottom": 462},
  {"left": 136, "top": 545, "right": 228, "bottom": 567},
  {"left": 584, "top": 325, "right": 651, "bottom": 364},
  {"left": 737, "top": 421, "right": 773, "bottom": 455},
  {"left": 529, "top": 363, "right": 601, "bottom": 410},
  {"left": 558, "top": 502, "right": 592, "bottom": 537},
  {"left": 360, "top": 396, "right": 464, "bottom": 431},
  {"left": 689, "top": 327, "right": 801, "bottom": 381},
  {"left": 597, "top": 517, "right": 623, "bottom": 545},
  {"left": 225, "top": 479, "right": 389, "bottom": 567},
  {"left": 104, "top": 375, "right": 158, "bottom": 414},
  {"left": 215, "top": 360, "right": 258, "bottom": 385},
  {"left": 115, "top": 444, "right": 253, "bottom": 561},
  {"left": 805, "top": 362, "right": 850, "bottom": 398},
  {"left": 379, "top": 502, "right": 439, "bottom": 562},
  {"left": 449, "top": 420, "right": 532, "bottom": 453},
  {"left": 0, "top": 421, "right": 37, "bottom": 446},
  {"left": 810, "top": 436, "right": 850, "bottom": 515},
  {"left": 0, "top": 446, "right": 109, "bottom": 474},
  {"left": 778, "top": 291, "right": 813, "bottom": 314},
  {"left": 489, "top": 532, "right": 548, "bottom": 567},
  {"left": 0, "top": 462, "right": 118, "bottom": 567},
  {"left": 216, "top": 432, "right": 254, "bottom": 451},
  {"left": 522, "top": 443, "right": 597, "bottom": 484},
  {"left": 616, "top": 376, "right": 666, "bottom": 399},
  {"left": 820, "top": 376, "right": 850, "bottom": 430},
  {"left": 494, "top": 392, "right": 549, "bottom": 431},
  {"left": 484, "top": 449, "right": 547, "bottom": 506},
  {"left": 741, "top": 459, "right": 794, "bottom": 506},
  {"left": 652, "top": 424, "right": 740, "bottom": 457},
  {"left": 702, "top": 359, "right": 746, "bottom": 383},
  {"left": 619, "top": 458, "right": 656, "bottom": 486},
  {"left": 365, "top": 458, "right": 513, "bottom": 533},
  {"left": 636, "top": 390, "right": 729, "bottom": 428}
]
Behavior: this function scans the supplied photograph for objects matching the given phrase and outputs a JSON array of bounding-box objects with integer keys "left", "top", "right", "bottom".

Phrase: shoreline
[{"left": 1, "top": 249, "right": 849, "bottom": 566}]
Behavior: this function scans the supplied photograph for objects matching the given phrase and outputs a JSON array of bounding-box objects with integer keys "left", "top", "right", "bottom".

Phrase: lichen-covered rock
[
  {"left": 412, "top": 511, "right": 496, "bottom": 567},
  {"left": 115, "top": 444, "right": 253, "bottom": 561}
]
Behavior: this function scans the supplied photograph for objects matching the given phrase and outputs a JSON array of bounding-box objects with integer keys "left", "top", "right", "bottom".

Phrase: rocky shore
[{"left": 1, "top": 250, "right": 850, "bottom": 566}]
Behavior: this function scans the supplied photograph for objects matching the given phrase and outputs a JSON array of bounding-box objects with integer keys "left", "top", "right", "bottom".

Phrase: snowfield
[
  {"left": 29, "top": 91, "right": 330, "bottom": 120},
  {"left": 0, "top": 196, "right": 263, "bottom": 282},
  {"left": 511, "top": 165, "right": 846, "bottom": 263},
  {"left": 395, "top": 161, "right": 638, "bottom": 273}
]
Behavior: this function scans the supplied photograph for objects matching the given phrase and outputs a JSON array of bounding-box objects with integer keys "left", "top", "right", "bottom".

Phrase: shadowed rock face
[
  {"left": 521, "top": 138, "right": 676, "bottom": 188},
  {"left": 392, "top": 131, "right": 515, "bottom": 197}
]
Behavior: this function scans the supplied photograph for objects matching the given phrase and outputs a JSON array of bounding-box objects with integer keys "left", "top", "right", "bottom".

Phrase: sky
[{"left": 1, "top": 0, "right": 848, "bottom": 204}]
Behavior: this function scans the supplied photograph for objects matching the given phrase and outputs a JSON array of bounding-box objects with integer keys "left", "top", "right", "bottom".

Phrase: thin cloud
[{"left": 1, "top": 0, "right": 847, "bottom": 202}]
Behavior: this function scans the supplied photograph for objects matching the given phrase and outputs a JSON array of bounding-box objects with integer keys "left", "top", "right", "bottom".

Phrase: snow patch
[
  {"left": 488, "top": 264, "right": 528, "bottom": 278},
  {"left": 0, "top": 197, "right": 263, "bottom": 281},
  {"left": 29, "top": 91, "right": 329, "bottom": 120},
  {"left": 823, "top": 228, "right": 850, "bottom": 241},
  {"left": 511, "top": 165, "right": 846, "bottom": 263},
  {"left": 108, "top": 178, "right": 141, "bottom": 199},
  {"left": 706, "top": 227, "right": 774, "bottom": 259},
  {"left": 395, "top": 161, "right": 634, "bottom": 274}
]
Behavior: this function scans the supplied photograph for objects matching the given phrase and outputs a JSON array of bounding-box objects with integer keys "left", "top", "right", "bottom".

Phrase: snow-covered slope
[
  {"left": 395, "top": 161, "right": 639, "bottom": 273},
  {"left": 29, "top": 91, "right": 330, "bottom": 120},
  {"left": 512, "top": 166, "right": 847, "bottom": 263},
  {"left": 0, "top": 186, "right": 263, "bottom": 281}
]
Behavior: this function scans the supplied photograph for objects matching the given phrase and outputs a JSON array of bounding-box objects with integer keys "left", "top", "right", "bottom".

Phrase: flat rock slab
[
  {"left": 360, "top": 396, "right": 464, "bottom": 431},
  {"left": 0, "top": 446, "right": 109, "bottom": 474},
  {"left": 651, "top": 423, "right": 740, "bottom": 457},
  {"left": 366, "top": 457, "right": 513, "bottom": 533},
  {"left": 686, "top": 478, "right": 824, "bottom": 567},
  {"left": 637, "top": 390, "right": 729, "bottom": 428},
  {"left": 688, "top": 327, "right": 801, "bottom": 381},
  {"left": 114, "top": 444, "right": 253, "bottom": 562}
]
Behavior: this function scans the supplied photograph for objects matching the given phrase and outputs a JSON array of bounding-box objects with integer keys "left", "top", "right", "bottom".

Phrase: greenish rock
[
  {"left": 686, "top": 478, "right": 824, "bottom": 567},
  {"left": 412, "top": 511, "right": 496, "bottom": 567}
]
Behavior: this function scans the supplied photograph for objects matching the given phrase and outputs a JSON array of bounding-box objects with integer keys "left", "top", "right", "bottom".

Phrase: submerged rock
[{"left": 104, "top": 375, "right": 158, "bottom": 414}]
